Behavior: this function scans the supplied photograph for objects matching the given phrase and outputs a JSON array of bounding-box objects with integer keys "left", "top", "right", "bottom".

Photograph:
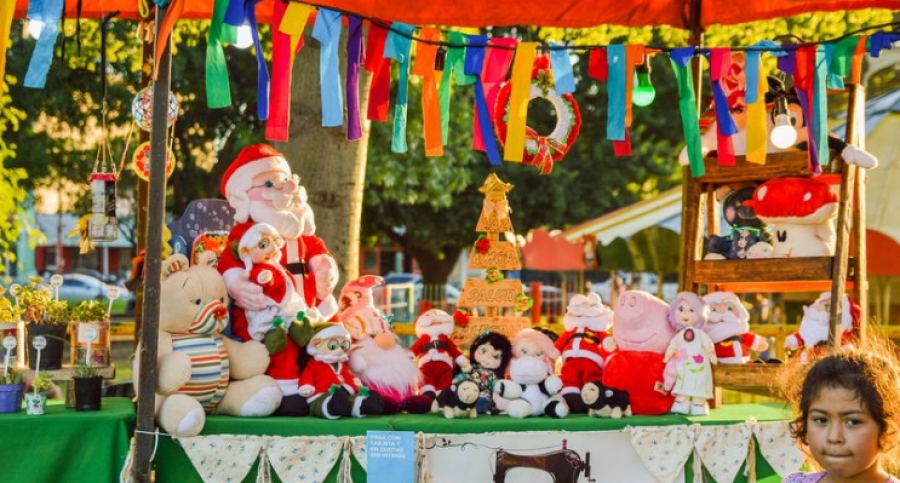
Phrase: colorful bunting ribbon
[
  {"left": 265, "top": 1, "right": 309, "bottom": 141},
  {"left": 384, "top": 23, "right": 415, "bottom": 153},
  {"left": 24, "top": 0, "right": 65, "bottom": 89},
  {"left": 464, "top": 34, "right": 501, "bottom": 165},
  {"left": 549, "top": 41, "right": 575, "bottom": 95},
  {"left": 364, "top": 22, "right": 392, "bottom": 122},
  {"left": 0, "top": 0, "right": 17, "bottom": 88},
  {"left": 812, "top": 45, "right": 829, "bottom": 173},
  {"left": 504, "top": 42, "right": 539, "bottom": 163},
  {"left": 588, "top": 48, "right": 608, "bottom": 81},
  {"left": 793, "top": 46, "right": 820, "bottom": 173},
  {"left": 412, "top": 28, "right": 443, "bottom": 156},
  {"left": 669, "top": 47, "right": 704, "bottom": 177},
  {"left": 473, "top": 37, "right": 516, "bottom": 151},
  {"left": 851, "top": 35, "right": 868, "bottom": 85},
  {"left": 151, "top": 0, "right": 186, "bottom": 82},
  {"left": 744, "top": 46, "right": 767, "bottom": 165},
  {"left": 205, "top": 0, "right": 237, "bottom": 109},
  {"left": 614, "top": 44, "right": 644, "bottom": 156},
  {"left": 439, "top": 31, "right": 475, "bottom": 145},
  {"left": 709, "top": 47, "right": 739, "bottom": 166},
  {"left": 312, "top": 9, "right": 344, "bottom": 128},
  {"left": 224, "top": 0, "right": 269, "bottom": 120},
  {"left": 345, "top": 15, "right": 364, "bottom": 141},
  {"left": 606, "top": 44, "right": 626, "bottom": 142}
]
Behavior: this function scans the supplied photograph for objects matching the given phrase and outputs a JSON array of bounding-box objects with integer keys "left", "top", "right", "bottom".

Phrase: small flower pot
[
  {"left": 73, "top": 376, "right": 103, "bottom": 411},
  {"left": 70, "top": 322, "right": 111, "bottom": 367},
  {"left": 26, "top": 324, "right": 67, "bottom": 371},
  {"left": 0, "top": 383, "right": 24, "bottom": 413},
  {"left": 24, "top": 392, "right": 47, "bottom": 415}
]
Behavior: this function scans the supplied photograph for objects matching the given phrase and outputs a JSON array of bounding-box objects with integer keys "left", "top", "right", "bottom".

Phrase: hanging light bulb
[
  {"left": 632, "top": 55, "right": 656, "bottom": 107},
  {"left": 27, "top": 19, "right": 44, "bottom": 40},
  {"left": 234, "top": 25, "right": 254, "bottom": 49},
  {"left": 770, "top": 96, "right": 797, "bottom": 149}
]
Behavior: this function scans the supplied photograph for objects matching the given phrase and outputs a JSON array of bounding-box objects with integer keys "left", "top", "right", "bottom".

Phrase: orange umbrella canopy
[
  {"left": 14, "top": 0, "right": 899, "bottom": 26},
  {"left": 306, "top": 0, "right": 899, "bottom": 28}
]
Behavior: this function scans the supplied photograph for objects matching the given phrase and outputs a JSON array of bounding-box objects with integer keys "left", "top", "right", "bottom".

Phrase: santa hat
[
  {"left": 414, "top": 309, "right": 454, "bottom": 338},
  {"left": 563, "top": 292, "right": 612, "bottom": 331},
  {"left": 340, "top": 275, "right": 385, "bottom": 296},
  {"left": 304, "top": 322, "right": 351, "bottom": 356},
  {"left": 220, "top": 144, "right": 291, "bottom": 204}
]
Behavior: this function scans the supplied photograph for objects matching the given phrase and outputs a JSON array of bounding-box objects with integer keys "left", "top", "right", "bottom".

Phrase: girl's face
[
  {"left": 675, "top": 301, "right": 699, "bottom": 327},
  {"left": 474, "top": 342, "right": 503, "bottom": 370},
  {"left": 806, "top": 386, "right": 886, "bottom": 482}
]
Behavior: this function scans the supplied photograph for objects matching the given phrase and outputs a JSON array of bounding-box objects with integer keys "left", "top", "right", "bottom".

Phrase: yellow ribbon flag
[
  {"left": 503, "top": 42, "right": 539, "bottom": 163},
  {"left": 745, "top": 68, "right": 768, "bottom": 164},
  {"left": 279, "top": 2, "right": 314, "bottom": 52},
  {"left": 0, "top": 0, "right": 13, "bottom": 89}
]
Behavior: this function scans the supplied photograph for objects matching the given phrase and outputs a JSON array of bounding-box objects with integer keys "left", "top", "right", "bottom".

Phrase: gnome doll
[
  {"left": 339, "top": 276, "right": 431, "bottom": 414},
  {"left": 217, "top": 144, "right": 340, "bottom": 416},
  {"left": 703, "top": 291, "right": 769, "bottom": 364},
  {"left": 555, "top": 292, "right": 615, "bottom": 413},
  {"left": 409, "top": 309, "right": 472, "bottom": 398},
  {"left": 295, "top": 321, "right": 384, "bottom": 419}
]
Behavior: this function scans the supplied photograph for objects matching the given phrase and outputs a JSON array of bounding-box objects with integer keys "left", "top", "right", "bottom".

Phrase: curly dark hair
[
  {"left": 469, "top": 331, "right": 513, "bottom": 377},
  {"left": 779, "top": 338, "right": 900, "bottom": 461}
]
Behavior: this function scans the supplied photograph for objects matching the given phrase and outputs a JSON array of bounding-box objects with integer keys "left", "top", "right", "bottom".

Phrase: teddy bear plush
[
  {"left": 133, "top": 254, "right": 282, "bottom": 437},
  {"left": 493, "top": 329, "right": 569, "bottom": 419}
]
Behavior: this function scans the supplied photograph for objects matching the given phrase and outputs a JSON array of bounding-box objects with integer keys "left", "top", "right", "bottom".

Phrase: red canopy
[
  {"left": 14, "top": 0, "right": 899, "bottom": 27},
  {"left": 305, "top": 0, "right": 899, "bottom": 29}
]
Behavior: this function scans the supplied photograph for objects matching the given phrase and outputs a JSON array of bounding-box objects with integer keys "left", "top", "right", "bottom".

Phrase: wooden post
[
  {"left": 531, "top": 282, "right": 542, "bottom": 325},
  {"left": 133, "top": 4, "right": 171, "bottom": 481}
]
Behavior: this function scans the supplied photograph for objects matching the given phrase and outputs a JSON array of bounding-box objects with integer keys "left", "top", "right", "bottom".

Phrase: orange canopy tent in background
[{"left": 12, "top": 0, "right": 273, "bottom": 22}]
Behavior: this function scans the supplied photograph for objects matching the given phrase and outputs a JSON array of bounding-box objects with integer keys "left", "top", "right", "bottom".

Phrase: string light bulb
[
  {"left": 27, "top": 19, "right": 44, "bottom": 40},
  {"left": 770, "top": 96, "right": 797, "bottom": 149},
  {"left": 234, "top": 25, "right": 254, "bottom": 49},
  {"left": 632, "top": 55, "right": 656, "bottom": 107}
]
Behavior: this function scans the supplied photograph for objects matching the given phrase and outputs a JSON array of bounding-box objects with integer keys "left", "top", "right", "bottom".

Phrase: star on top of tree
[{"left": 479, "top": 173, "right": 514, "bottom": 201}]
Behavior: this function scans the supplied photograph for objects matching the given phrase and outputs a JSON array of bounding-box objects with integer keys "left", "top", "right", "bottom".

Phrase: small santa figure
[
  {"left": 409, "top": 309, "right": 471, "bottom": 398},
  {"left": 702, "top": 291, "right": 769, "bottom": 364},
  {"left": 784, "top": 292, "right": 859, "bottom": 363},
  {"left": 237, "top": 223, "right": 305, "bottom": 342},
  {"left": 295, "top": 321, "right": 384, "bottom": 419},
  {"left": 554, "top": 292, "right": 615, "bottom": 413}
]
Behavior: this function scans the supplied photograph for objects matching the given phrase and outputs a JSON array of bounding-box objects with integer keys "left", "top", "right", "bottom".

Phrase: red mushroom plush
[{"left": 748, "top": 177, "right": 838, "bottom": 258}]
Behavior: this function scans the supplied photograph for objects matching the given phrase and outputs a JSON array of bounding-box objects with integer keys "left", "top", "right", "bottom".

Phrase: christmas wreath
[{"left": 494, "top": 55, "right": 582, "bottom": 175}]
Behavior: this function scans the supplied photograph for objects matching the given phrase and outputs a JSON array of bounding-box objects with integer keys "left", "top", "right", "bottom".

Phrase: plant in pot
[
  {"left": 71, "top": 363, "right": 103, "bottom": 411},
  {"left": 0, "top": 367, "right": 24, "bottom": 414},
  {"left": 69, "top": 300, "right": 111, "bottom": 367},
  {"left": 25, "top": 372, "right": 54, "bottom": 415},
  {"left": 16, "top": 277, "right": 70, "bottom": 370},
  {"left": 0, "top": 285, "right": 24, "bottom": 368}
]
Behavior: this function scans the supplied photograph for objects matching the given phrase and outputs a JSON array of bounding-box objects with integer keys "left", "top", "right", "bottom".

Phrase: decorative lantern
[
  {"left": 89, "top": 171, "right": 118, "bottom": 242},
  {"left": 131, "top": 141, "right": 175, "bottom": 181},
  {"left": 131, "top": 85, "right": 179, "bottom": 132}
]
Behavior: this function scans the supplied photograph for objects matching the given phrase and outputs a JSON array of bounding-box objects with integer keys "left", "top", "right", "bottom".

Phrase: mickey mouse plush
[{"left": 706, "top": 186, "right": 773, "bottom": 260}]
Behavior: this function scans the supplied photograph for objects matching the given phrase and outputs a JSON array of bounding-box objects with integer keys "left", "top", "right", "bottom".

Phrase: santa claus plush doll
[
  {"left": 218, "top": 144, "right": 340, "bottom": 416},
  {"left": 339, "top": 276, "right": 431, "bottom": 414},
  {"left": 702, "top": 291, "right": 769, "bottom": 364},
  {"left": 409, "top": 309, "right": 471, "bottom": 398},
  {"left": 237, "top": 223, "right": 304, "bottom": 344},
  {"left": 294, "top": 321, "right": 384, "bottom": 419},
  {"left": 555, "top": 292, "right": 615, "bottom": 413},
  {"left": 784, "top": 292, "right": 859, "bottom": 363}
]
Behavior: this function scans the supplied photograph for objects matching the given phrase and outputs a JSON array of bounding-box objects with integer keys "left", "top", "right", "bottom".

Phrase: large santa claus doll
[
  {"left": 218, "top": 144, "right": 340, "bottom": 416},
  {"left": 554, "top": 292, "right": 615, "bottom": 413}
]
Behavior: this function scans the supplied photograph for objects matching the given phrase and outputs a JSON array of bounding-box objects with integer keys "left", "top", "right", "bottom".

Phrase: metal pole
[{"left": 133, "top": 3, "right": 171, "bottom": 481}]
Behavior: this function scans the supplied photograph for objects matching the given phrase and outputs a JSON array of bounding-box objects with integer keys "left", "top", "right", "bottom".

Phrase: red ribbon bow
[{"left": 525, "top": 127, "right": 567, "bottom": 175}]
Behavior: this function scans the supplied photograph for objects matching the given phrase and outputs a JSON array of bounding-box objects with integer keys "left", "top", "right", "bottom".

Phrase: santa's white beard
[
  {"left": 799, "top": 309, "right": 830, "bottom": 346},
  {"left": 311, "top": 351, "right": 349, "bottom": 364},
  {"left": 350, "top": 336, "right": 420, "bottom": 396},
  {"left": 704, "top": 311, "right": 749, "bottom": 343},
  {"left": 248, "top": 200, "right": 313, "bottom": 239}
]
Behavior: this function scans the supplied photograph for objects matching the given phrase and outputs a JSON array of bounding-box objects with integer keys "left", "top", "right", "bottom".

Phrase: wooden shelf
[
  {"left": 5, "top": 364, "right": 117, "bottom": 381},
  {"left": 693, "top": 257, "right": 856, "bottom": 293},
  {"left": 712, "top": 364, "right": 781, "bottom": 398},
  {"left": 698, "top": 151, "right": 815, "bottom": 183}
]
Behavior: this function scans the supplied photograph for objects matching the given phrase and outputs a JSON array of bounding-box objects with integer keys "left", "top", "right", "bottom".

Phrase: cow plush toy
[{"left": 580, "top": 381, "right": 631, "bottom": 419}]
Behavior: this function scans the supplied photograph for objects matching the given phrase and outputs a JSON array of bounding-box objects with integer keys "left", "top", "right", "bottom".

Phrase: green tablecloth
[
  {"left": 0, "top": 397, "right": 136, "bottom": 483},
  {"left": 156, "top": 403, "right": 793, "bottom": 483}
]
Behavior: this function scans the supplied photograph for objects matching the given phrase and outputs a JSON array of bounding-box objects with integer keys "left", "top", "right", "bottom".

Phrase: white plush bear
[
  {"left": 134, "top": 254, "right": 282, "bottom": 437},
  {"left": 493, "top": 329, "right": 568, "bottom": 418}
]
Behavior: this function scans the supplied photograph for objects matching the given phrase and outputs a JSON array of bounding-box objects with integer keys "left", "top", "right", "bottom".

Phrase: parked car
[{"left": 52, "top": 274, "right": 135, "bottom": 316}]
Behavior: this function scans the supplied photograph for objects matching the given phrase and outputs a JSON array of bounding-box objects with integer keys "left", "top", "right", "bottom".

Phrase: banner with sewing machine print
[{"left": 424, "top": 430, "right": 671, "bottom": 483}]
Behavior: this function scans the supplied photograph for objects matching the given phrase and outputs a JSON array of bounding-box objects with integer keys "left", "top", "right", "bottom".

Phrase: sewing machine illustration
[{"left": 492, "top": 440, "right": 595, "bottom": 483}]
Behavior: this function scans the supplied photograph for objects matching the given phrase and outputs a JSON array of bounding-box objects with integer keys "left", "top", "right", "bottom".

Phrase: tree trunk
[
  {"left": 279, "top": 34, "right": 371, "bottom": 295},
  {"left": 407, "top": 245, "right": 463, "bottom": 286}
]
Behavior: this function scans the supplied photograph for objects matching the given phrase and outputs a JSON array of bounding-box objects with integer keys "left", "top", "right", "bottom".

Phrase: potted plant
[
  {"left": 69, "top": 300, "right": 111, "bottom": 367},
  {"left": 71, "top": 363, "right": 103, "bottom": 411},
  {"left": 16, "top": 277, "right": 70, "bottom": 370},
  {"left": 25, "top": 372, "right": 53, "bottom": 415},
  {"left": 0, "top": 367, "right": 24, "bottom": 413},
  {"left": 0, "top": 285, "right": 23, "bottom": 368}
]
